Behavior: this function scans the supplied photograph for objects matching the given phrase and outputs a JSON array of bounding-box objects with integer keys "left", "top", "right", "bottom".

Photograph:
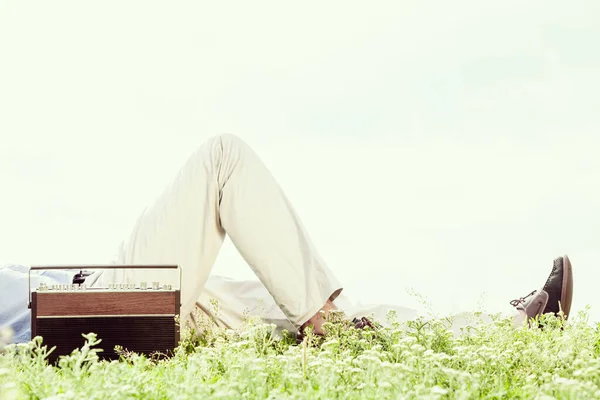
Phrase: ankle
[{"left": 301, "top": 300, "right": 338, "bottom": 335}]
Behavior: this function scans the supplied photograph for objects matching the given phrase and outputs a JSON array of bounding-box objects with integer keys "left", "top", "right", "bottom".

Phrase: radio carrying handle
[{"left": 27, "top": 265, "right": 182, "bottom": 309}]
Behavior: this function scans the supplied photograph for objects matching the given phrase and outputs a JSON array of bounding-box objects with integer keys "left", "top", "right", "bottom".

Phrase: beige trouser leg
[
  {"left": 196, "top": 275, "right": 527, "bottom": 336},
  {"left": 197, "top": 275, "right": 418, "bottom": 334},
  {"left": 101, "top": 134, "right": 342, "bottom": 328}
]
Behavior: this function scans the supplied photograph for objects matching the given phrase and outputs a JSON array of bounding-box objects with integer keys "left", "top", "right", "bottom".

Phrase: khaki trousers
[
  {"left": 100, "top": 134, "right": 342, "bottom": 329},
  {"left": 195, "top": 275, "right": 524, "bottom": 336},
  {"left": 196, "top": 275, "right": 418, "bottom": 333}
]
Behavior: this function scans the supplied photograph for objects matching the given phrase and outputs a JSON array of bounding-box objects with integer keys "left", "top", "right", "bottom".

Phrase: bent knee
[
  {"left": 195, "top": 134, "right": 252, "bottom": 165},
  {"left": 210, "top": 133, "right": 250, "bottom": 153},
  {"left": 213, "top": 133, "right": 243, "bottom": 145}
]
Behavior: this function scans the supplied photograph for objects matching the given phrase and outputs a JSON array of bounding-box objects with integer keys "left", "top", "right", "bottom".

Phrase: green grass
[{"left": 1, "top": 308, "right": 600, "bottom": 399}]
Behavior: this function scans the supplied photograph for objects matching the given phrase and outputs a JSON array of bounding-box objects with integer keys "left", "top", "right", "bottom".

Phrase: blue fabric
[{"left": 0, "top": 265, "right": 73, "bottom": 343}]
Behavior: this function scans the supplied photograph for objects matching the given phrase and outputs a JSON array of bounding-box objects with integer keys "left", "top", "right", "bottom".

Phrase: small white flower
[
  {"left": 400, "top": 337, "right": 417, "bottom": 345},
  {"left": 553, "top": 376, "right": 578, "bottom": 386},
  {"left": 410, "top": 344, "right": 425, "bottom": 353},
  {"left": 0, "top": 327, "right": 13, "bottom": 344},
  {"left": 431, "top": 386, "right": 448, "bottom": 395}
]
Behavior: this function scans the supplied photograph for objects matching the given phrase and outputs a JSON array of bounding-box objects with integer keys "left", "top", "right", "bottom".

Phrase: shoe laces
[{"left": 509, "top": 290, "right": 537, "bottom": 307}]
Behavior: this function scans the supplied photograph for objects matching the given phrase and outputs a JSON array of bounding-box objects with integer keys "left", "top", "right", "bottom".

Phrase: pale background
[{"left": 1, "top": 1, "right": 598, "bottom": 320}]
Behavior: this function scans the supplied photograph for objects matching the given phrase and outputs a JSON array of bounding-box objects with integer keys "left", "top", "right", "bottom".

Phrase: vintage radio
[{"left": 28, "top": 265, "right": 181, "bottom": 363}]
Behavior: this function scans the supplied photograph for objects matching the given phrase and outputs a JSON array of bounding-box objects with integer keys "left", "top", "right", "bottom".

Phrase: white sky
[{"left": 1, "top": 1, "right": 599, "bottom": 319}]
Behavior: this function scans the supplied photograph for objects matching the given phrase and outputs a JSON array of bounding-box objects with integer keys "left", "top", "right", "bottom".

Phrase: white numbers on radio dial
[
  {"left": 36, "top": 283, "right": 87, "bottom": 291},
  {"left": 36, "top": 282, "right": 173, "bottom": 291}
]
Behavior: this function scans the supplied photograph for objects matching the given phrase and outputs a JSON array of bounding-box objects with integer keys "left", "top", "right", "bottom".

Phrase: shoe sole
[{"left": 560, "top": 255, "right": 574, "bottom": 319}]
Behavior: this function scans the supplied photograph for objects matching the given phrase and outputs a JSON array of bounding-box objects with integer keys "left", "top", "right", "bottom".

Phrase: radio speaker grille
[{"left": 35, "top": 316, "right": 178, "bottom": 363}]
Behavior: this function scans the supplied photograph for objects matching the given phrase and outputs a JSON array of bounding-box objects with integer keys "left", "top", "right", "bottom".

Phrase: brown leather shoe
[{"left": 510, "top": 255, "right": 574, "bottom": 322}]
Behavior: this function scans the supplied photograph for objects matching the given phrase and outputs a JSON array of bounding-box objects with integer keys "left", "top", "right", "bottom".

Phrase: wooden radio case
[{"left": 28, "top": 265, "right": 181, "bottom": 363}]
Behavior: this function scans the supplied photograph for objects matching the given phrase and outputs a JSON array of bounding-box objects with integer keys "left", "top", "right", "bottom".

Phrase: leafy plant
[{"left": 1, "top": 307, "right": 600, "bottom": 399}]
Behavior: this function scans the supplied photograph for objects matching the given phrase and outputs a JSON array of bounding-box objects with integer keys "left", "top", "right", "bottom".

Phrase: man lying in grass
[{"left": 0, "top": 134, "right": 574, "bottom": 344}]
